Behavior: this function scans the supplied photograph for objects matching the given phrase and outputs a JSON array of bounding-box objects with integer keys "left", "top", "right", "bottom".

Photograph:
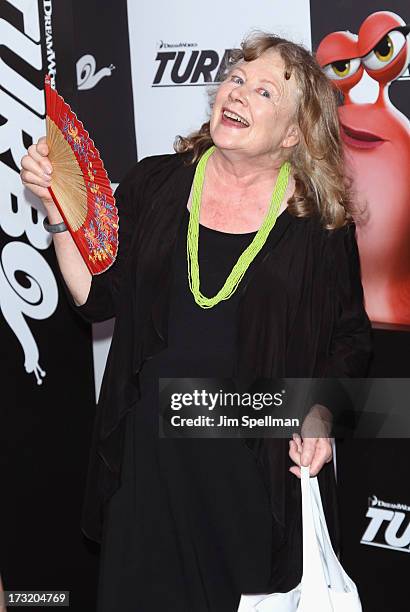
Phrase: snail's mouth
[{"left": 341, "top": 125, "right": 386, "bottom": 150}]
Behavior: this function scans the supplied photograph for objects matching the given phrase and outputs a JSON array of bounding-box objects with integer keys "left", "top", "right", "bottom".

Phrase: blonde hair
[{"left": 174, "top": 31, "right": 353, "bottom": 229}]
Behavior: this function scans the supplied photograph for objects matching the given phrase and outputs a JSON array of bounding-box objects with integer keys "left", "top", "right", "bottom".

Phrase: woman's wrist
[
  {"left": 302, "top": 403, "right": 333, "bottom": 438},
  {"left": 42, "top": 200, "right": 64, "bottom": 225}
]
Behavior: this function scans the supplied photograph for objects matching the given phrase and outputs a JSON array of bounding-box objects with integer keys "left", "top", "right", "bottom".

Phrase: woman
[
  {"left": 20, "top": 32, "right": 372, "bottom": 612},
  {"left": 0, "top": 574, "right": 5, "bottom": 612}
]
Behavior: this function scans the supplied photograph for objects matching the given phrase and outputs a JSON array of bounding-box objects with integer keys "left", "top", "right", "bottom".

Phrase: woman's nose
[{"left": 228, "top": 84, "right": 248, "bottom": 105}]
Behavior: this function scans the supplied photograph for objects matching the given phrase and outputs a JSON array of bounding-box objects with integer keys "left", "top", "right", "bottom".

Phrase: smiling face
[{"left": 209, "top": 50, "right": 300, "bottom": 162}]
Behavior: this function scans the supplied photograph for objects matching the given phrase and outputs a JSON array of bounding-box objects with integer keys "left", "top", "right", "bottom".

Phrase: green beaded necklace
[{"left": 187, "top": 145, "right": 291, "bottom": 308}]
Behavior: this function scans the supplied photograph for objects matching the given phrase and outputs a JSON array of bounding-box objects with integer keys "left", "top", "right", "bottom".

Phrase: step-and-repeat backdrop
[{"left": 1, "top": 0, "right": 409, "bottom": 609}]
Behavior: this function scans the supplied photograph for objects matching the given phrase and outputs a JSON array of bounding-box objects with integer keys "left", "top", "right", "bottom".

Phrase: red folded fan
[{"left": 44, "top": 74, "right": 118, "bottom": 275}]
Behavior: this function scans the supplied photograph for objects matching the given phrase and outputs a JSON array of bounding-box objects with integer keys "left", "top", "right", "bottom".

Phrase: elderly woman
[{"left": 20, "top": 32, "right": 372, "bottom": 612}]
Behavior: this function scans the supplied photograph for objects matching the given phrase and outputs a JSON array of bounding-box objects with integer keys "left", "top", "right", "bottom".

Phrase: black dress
[
  {"left": 97, "top": 208, "right": 281, "bottom": 611},
  {"left": 67, "top": 153, "right": 372, "bottom": 556}
]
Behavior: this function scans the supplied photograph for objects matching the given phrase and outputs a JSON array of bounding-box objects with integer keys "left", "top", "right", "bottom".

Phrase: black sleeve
[
  {"left": 308, "top": 222, "right": 373, "bottom": 434},
  {"left": 58, "top": 156, "right": 153, "bottom": 323},
  {"left": 324, "top": 221, "right": 373, "bottom": 377}
]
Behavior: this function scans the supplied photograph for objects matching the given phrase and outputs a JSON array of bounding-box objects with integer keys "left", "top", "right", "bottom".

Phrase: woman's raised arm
[
  {"left": 20, "top": 137, "right": 151, "bottom": 323},
  {"left": 20, "top": 136, "right": 92, "bottom": 307}
]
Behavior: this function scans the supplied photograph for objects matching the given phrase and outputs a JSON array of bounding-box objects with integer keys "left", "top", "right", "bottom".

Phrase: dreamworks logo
[
  {"left": 152, "top": 47, "right": 239, "bottom": 87},
  {"left": 361, "top": 494, "right": 410, "bottom": 553},
  {"left": 158, "top": 40, "right": 198, "bottom": 49}
]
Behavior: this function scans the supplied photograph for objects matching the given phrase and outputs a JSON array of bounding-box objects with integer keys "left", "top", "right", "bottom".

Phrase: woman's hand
[
  {"left": 0, "top": 573, "right": 6, "bottom": 612},
  {"left": 20, "top": 136, "right": 55, "bottom": 207},
  {"left": 288, "top": 404, "right": 334, "bottom": 478},
  {"left": 20, "top": 135, "right": 92, "bottom": 306}
]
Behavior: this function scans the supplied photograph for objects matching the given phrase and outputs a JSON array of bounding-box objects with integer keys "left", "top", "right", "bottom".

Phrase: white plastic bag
[{"left": 237, "top": 466, "right": 362, "bottom": 611}]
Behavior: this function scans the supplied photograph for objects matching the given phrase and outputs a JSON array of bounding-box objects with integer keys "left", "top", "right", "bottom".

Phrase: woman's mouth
[
  {"left": 221, "top": 108, "right": 250, "bottom": 129},
  {"left": 341, "top": 125, "right": 385, "bottom": 150}
]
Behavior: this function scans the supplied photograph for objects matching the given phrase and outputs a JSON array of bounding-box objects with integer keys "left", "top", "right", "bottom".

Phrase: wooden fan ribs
[
  {"left": 46, "top": 117, "right": 88, "bottom": 230},
  {"left": 44, "top": 75, "right": 118, "bottom": 275}
]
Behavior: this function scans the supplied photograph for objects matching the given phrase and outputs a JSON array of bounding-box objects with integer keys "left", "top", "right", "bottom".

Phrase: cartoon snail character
[{"left": 317, "top": 11, "right": 410, "bottom": 326}]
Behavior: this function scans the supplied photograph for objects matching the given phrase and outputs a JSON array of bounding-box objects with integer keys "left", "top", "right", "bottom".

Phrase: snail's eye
[
  {"left": 323, "top": 57, "right": 361, "bottom": 81},
  {"left": 362, "top": 30, "right": 407, "bottom": 71}
]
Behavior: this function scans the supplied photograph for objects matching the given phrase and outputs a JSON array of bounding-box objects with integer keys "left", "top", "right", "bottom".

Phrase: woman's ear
[{"left": 283, "top": 124, "right": 300, "bottom": 149}]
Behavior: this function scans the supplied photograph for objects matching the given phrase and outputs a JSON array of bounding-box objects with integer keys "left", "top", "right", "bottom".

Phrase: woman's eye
[
  {"left": 259, "top": 89, "right": 271, "bottom": 98},
  {"left": 231, "top": 75, "right": 244, "bottom": 84}
]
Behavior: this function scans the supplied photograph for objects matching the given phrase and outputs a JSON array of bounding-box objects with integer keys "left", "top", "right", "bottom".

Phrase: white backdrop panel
[{"left": 127, "top": 0, "right": 312, "bottom": 158}]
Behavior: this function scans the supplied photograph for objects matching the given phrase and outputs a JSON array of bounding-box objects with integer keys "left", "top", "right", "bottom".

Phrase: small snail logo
[{"left": 76, "top": 54, "right": 116, "bottom": 91}]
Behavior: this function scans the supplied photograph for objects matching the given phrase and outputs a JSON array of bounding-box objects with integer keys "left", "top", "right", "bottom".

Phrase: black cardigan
[{"left": 63, "top": 152, "right": 372, "bottom": 565}]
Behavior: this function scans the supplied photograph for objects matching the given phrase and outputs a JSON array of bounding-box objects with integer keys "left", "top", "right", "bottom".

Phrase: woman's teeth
[{"left": 223, "top": 110, "right": 249, "bottom": 127}]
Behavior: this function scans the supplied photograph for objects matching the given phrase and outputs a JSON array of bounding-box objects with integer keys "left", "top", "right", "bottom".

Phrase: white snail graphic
[
  {"left": 0, "top": 241, "right": 58, "bottom": 385},
  {"left": 76, "top": 54, "right": 115, "bottom": 90}
]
